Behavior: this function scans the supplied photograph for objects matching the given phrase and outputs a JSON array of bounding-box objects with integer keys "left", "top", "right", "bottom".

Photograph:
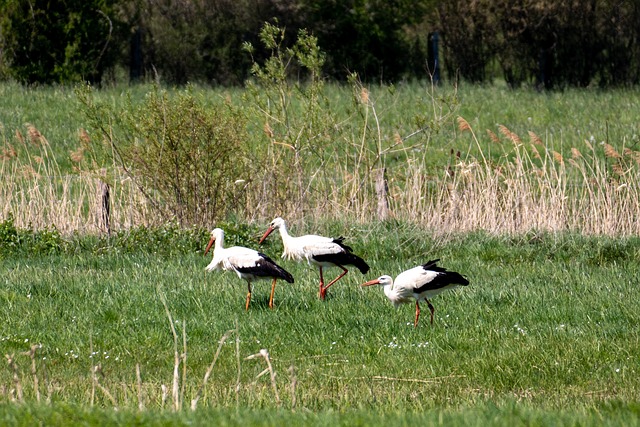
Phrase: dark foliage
[
  {"left": 0, "top": 0, "right": 123, "bottom": 84},
  {"left": 1, "top": 0, "right": 639, "bottom": 87}
]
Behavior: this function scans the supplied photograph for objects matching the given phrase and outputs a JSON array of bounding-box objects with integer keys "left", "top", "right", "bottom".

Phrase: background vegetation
[
  {"left": 2, "top": 7, "right": 640, "bottom": 425},
  {"left": 2, "top": 25, "right": 640, "bottom": 236},
  {"left": 1, "top": 0, "right": 639, "bottom": 87}
]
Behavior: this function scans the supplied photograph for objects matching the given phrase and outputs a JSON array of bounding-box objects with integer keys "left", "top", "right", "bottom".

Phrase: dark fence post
[
  {"left": 375, "top": 168, "right": 389, "bottom": 221},
  {"left": 130, "top": 27, "right": 143, "bottom": 82},
  {"left": 100, "top": 181, "right": 111, "bottom": 235},
  {"left": 428, "top": 31, "right": 441, "bottom": 84}
]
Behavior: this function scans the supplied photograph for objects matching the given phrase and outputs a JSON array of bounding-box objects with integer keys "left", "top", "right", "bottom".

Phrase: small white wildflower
[{"left": 615, "top": 368, "right": 620, "bottom": 373}]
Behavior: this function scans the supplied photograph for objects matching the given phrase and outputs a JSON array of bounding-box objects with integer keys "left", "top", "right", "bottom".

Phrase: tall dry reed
[{"left": 2, "top": 119, "right": 639, "bottom": 237}]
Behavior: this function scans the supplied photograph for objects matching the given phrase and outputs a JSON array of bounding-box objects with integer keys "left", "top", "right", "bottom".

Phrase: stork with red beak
[
  {"left": 205, "top": 228, "right": 294, "bottom": 310},
  {"left": 361, "top": 259, "right": 469, "bottom": 327},
  {"left": 259, "top": 217, "right": 370, "bottom": 300}
]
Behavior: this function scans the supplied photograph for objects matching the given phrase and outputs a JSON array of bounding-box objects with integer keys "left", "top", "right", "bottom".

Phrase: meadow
[
  {"left": 1, "top": 224, "right": 640, "bottom": 425},
  {"left": 2, "top": 79, "right": 640, "bottom": 425}
]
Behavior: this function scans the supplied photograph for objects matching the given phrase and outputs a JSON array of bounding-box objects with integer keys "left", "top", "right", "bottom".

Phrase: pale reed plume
[
  {"left": 552, "top": 151, "right": 564, "bottom": 165},
  {"left": 69, "top": 146, "right": 85, "bottom": 163},
  {"left": 27, "top": 124, "right": 46, "bottom": 146},
  {"left": 612, "top": 161, "right": 625, "bottom": 176},
  {"left": 15, "top": 129, "right": 24, "bottom": 145},
  {"left": 2, "top": 143, "right": 17, "bottom": 160},
  {"left": 571, "top": 147, "right": 582, "bottom": 159},
  {"left": 499, "top": 125, "right": 521, "bottom": 145},
  {"left": 584, "top": 139, "right": 594, "bottom": 151},
  {"left": 263, "top": 121, "right": 274, "bottom": 139},
  {"left": 528, "top": 131, "right": 543, "bottom": 146},
  {"left": 623, "top": 149, "right": 640, "bottom": 165},
  {"left": 486, "top": 129, "right": 500, "bottom": 144},
  {"left": 360, "top": 87, "right": 370, "bottom": 105},
  {"left": 604, "top": 143, "right": 621, "bottom": 159},
  {"left": 530, "top": 144, "right": 541, "bottom": 160},
  {"left": 457, "top": 116, "right": 471, "bottom": 132},
  {"left": 79, "top": 128, "right": 91, "bottom": 145}
]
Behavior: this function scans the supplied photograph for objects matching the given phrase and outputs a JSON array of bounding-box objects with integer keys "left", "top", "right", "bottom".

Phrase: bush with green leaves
[
  {"left": 0, "top": 215, "right": 64, "bottom": 257},
  {"left": 77, "top": 84, "right": 250, "bottom": 227}
]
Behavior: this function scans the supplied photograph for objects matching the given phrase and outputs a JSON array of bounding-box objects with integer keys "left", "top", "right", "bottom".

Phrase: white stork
[
  {"left": 204, "top": 228, "right": 294, "bottom": 310},
  {"left": 259, "top": 217, "right": 370, "bottom": 300},
  {"left": 361, "top": 259, "right": 469, "bottom": 327}
]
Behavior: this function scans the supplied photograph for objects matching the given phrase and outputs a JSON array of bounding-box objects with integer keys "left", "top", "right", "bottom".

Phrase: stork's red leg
[
  {"left": 414, "top": 301, "right": 421, "bottom": 328},
  {"left": 318, "top": 267, "right": 325, "bottom": 299},
  {"left": 245, "top": 282, "right": 252, "bottom": 311},
  {"left": 321, "top": 265, "right": 349, "bottom": 299},
  {"left": 268, "top": 278, "right": 276, "bottom": 309},
  {"left": 426, "top": 299, "right": 435, "bottom": 325}
]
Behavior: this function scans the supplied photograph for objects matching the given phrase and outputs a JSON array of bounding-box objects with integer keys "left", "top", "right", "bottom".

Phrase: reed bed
[
  {"left": 2, "top": 118, "right": 639, "bottom": 236},
  {"left": 1, "top": 126, "right": 156, "bottom": 233}
]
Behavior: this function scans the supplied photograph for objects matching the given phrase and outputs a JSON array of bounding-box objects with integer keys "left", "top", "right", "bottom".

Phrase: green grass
[
  {"left": 1, "top": 224, "right": 639, "bottom": 424},
  {"left": 3, "top": 82, "right": 640, "bottom": 172},
  {"left": 3, "top": 81, "right": 640, "bottom": 423}
]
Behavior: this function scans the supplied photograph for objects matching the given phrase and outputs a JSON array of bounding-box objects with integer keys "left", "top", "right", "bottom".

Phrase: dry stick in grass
[
  {"left": 23, "top": 344, "right": 41, "bottom": 403},
  {"left": 90, "top": 334, "right": 96, "bottom": 406},
  {"left": 181, "top": 321, "right": 187, "bottom": 409},
  {"left": 92, "top": 363, "right": 118, "bottom": 409},
  {"left": 161, "top": 384, "right": 168, "bottom": 408},
  {"left": 324, "top": 373, "right": 466, "bottom": 384},
  {"left": 136, "top": 363, "right": 144, "bottom": 411},
  {"left": 245, "top": 349, "right": 281, "bottom": 406},
  {"left": 6, "top": 354, "right": 23, "bottom": 403},
  {"left": 159, "top": 291, "right": 181, "bottom": 412},
  {"left": 191, "top": 329, "right": 234, "bottom": 410},
  {"left": 235, "top": 319, "right": 241, "bottom": 409},
  {"left": 288, "top": 365, "right": 297, "bottom": 410}
]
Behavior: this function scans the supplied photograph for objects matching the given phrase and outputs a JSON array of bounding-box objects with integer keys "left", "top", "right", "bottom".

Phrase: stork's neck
[
  {"left": 277, "top": 221, "right": 303, "bottom": 261},
  {"left": 277, "top": 222, "right": 295, "bottom": 245},
  {"left": 214, "top": 233, "right": 225, "bottom": 252},
  {"left": 383, "top": 283, "right": 402, "bottom": 306}
]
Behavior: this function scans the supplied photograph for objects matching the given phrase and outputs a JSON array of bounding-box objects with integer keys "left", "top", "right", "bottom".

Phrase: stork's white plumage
[
  {"left": 259, "top": 217, "right": 370, "bottom": 300},
  {"left": 205, "top": 228, "right": 294, "bottom": 310},
  {"left": 361, "top": 259, "right": 469, "bottom": 327}
]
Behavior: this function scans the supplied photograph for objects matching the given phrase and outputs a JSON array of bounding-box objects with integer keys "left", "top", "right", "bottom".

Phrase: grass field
[
  {"left": 2, "top": 80, "right": 640, "bottom": 425},
  {"left": 1, "top": 222, "right": 640, "bottom": 425}
]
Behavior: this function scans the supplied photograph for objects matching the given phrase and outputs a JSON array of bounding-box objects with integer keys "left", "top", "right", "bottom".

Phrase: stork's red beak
[
  {"left": 361, "top": 279, "right": 381, "bottom": 287},
  {"left": 204, "top": 237, "right": 215, "bottom": 255},
  {"left": 258, "top": 226, "right": 275, "bottom": 244}
]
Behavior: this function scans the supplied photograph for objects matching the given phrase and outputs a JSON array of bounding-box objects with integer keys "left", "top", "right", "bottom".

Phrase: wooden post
[
  {"left": 100, "top": 181, "right": 111, "bottom": 235},
  {"left": 375, "top": 167, "right": 389, "bottom": 220}
]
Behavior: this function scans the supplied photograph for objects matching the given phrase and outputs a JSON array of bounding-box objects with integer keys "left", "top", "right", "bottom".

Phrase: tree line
[{"left": 1, "top": 0, "right": 639, "bottom": 88}]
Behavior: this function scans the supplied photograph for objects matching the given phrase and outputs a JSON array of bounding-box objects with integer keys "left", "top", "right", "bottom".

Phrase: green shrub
[
  {"left": 0, "top": 214, "right": 19, "bottom": 251},
  {"left": 77, "top": 84, "right": 250, "bottom": 227}
]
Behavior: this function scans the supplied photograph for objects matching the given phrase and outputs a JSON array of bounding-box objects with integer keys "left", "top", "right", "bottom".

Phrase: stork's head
[
  {"left": 361, "top": 275, "right": 393, "bottom": 288},
  {"left": 205, "top": 228, "right": 224, "bottom": 255},
  {"left": 259, "top": 217, "right": 285, "bottom": 244}
]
